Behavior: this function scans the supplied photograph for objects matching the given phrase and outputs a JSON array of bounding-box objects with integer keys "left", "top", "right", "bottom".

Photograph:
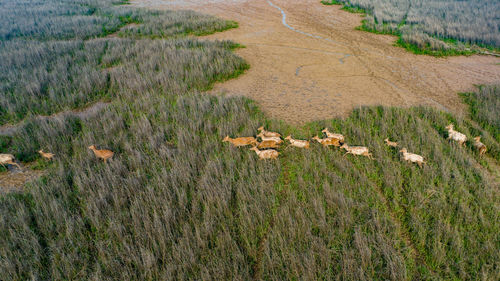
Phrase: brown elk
[
  {"left": 88, "top": 145, "right": 114, "bottom": 163},
  {"left": 223, "top": 136, "right": 258, "bottom": 147},
  {"left": 38, "top": 150, "right": 55, "bottom": 160}
]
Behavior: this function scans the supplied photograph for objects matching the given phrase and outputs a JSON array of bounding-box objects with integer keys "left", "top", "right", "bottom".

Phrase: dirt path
[
  {"left": 0, "top": 165, "right": 45, "bottom": 193},
  {"left": 132, "top": 0, "right": 499, "bottom": 124}
]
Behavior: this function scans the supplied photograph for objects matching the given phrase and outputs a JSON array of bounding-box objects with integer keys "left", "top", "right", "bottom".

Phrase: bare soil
[
  {"left": 132, "top": 0, "right": 500, "bottom": 124},
  {"left": 0, "top": 165, "right": 44, "bottom": 193}
]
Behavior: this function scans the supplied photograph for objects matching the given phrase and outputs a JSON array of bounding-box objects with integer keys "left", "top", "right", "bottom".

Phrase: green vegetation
[
  {"left": 2, "top": 96, "right": 500, "bottom": 279},
  {"left": 0, "top": 0, "right": 237, "bottom": 41},
  {"left": 461, "top": 85, "right": 500, "bottom": 142},
  {"left": 1, "top": 0, "right": 499, "bottom": 280},
  {"left": 321, "top": 0, "right": 343, "bottom": 5},
  {"left": 341, "top": 6, "right": 366, "bottom": 14},
  {"left": 321, "top": 0, "right": 499, "bottom": 56},
  {"left": 460, "top": 85, "right": 500, "bottom": 161},
  {"left": 394, "top": 37, "right": 475, "bottom": 57},
  {"left": 0, "top": 0, "right": 240, "bottom": 126}
]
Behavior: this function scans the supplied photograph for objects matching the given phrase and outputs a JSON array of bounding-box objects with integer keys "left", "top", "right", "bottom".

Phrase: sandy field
[{"left": 135, "top": 1, "right": 498, "bottom": 123}]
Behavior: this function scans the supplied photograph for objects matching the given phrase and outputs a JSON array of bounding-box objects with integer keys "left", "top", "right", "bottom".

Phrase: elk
[
  {"left": 340, "top": 144, "right": 374, "bottom": 159},
  {"left": 312, "top": 136, "right": 341, "bottom": 147},
  {"left": 473, "top": 136, "right": 487, "bottom": 156},
  {"left": 88, "top": 145, "right": 114, "bottom": 163},
  {"left": 250, "top": 147, "right": 279, "bottom": 160},
  {"left": 257, "top": 140, "right": 280, "bottom": 149},
  {"left": 257, "top": 126, "right": 281, "bottom": 138},
  {"left": 256, "top": 132, "right": 283, "bottom": 144},
  {"left": 0, "top": 154, "right": 21, "bottom": 169},
  {"left": 284, "top": 135, "right": 310, "bottom": 148},
  {"left": 445, "top": 124, "right": 467, "bottom": 146},
  {"left": 38, "top": 150, "right": 55, "bottom": 160},
  {"left": 321, "top": 128, "right": 345, "bottom": 143},
  {"left": 223, "top": 136, "right": 258, "bottom": 147},
  {"left": 400, "top": 148, "right": 426, "bottom": 167},
  {"left": 384, "top": 138, "right": 398, "bottom": 148}
]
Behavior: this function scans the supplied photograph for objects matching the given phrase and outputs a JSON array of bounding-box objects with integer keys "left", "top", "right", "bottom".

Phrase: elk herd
[
  {"left": 223, "top": 124, "right": 489, "bottom": 167},
  {"left": 0, "top": 123, "right": 490, "bottom": 172}
]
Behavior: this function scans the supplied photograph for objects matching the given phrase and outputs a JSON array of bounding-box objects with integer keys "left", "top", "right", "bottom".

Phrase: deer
[
  {"left": 340, "top": 144, "right": 374, "bottom": 159},
  {"left": 256, "top": 132, "right": 283, "bottom": 144},
  {"left": 250, "top": 147, "right": 279, "bottom": 160},
  {"left": 445, "top": 124, "right": 467, "bottom": 146},
  {"left": 38, "top": 150, "right": 55, "bottom": 161},
  {"left": 257, "top": 140, "right": 280, "bottom": 149},
  {"left": 284, "top": 135, "right": 310, "bottom": 148},
  {"left": 88, "top": 145, "right": 114, "bottom": 163},
  {"left": 384, "top": 138, "right": 398, "bottom": 148},
  {"left": 257, "top": 126, "right": 281, "bottom": 138},
  {"left": 399, "top": 148, "right": 426, "bottom": 167},
  {"left": 312, "top": 136, "right": 341, "bottom": 147},
  {"left": 473, "top": 136, "right": 487, "bottom": 156},
  {"left": 321, "top": 128, "right": 345, "bottom": 143},
  {"left": 223, "top": 136, "right": 258, "bottom": 147},
  {"left": 0, "top": 154, "right": 21, "bottom": 169}
]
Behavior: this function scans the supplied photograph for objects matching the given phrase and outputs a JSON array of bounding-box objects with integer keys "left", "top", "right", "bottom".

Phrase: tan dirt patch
[
  {"left": 132, "top": 0, "right": 500, "bottom": 124},
  {"left": 0, "top": 165, "right": 44, "bottom": 193}
]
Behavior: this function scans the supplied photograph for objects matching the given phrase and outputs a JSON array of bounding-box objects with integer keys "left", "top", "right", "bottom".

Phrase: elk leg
[{"left": 7, "top": 161, "right": 20, "bottom": 169}]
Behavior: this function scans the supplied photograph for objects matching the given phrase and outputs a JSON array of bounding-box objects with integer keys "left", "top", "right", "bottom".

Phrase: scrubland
[
  {"left": 0, "top": 0, "right": 499, "bottom": 280},
  {"left": 322, "top": 0, "right": 500, "bottom": 55}
]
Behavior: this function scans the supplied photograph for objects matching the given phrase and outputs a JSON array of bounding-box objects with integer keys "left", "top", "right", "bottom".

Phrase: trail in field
[{"left": 132, "top": 0, "right": 500, "bottom": 124}]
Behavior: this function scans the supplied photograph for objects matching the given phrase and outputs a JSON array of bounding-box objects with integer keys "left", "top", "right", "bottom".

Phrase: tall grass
[
  {"left": 1, "top": 93, "right": 280, "bottom": 280},
  {"left": 0, "top": 38, "right": 246, "bottom": 125},
  {"left": 0, "top": 0, "right": 240, "bottom": 126},
  {"left": 3, "top": 100, "right": 499, "bottom": 279},
  {"left": 1, "top": 0, "right": 499, "bottom": 280},
  {"left": 460, "top": 85, "right": 500, "bottom": 161},
  {"left": 322, "top": 0, "right": 500, "bottom": 55},
  {"left": 0, "top": 0, "right": 237, "bottom": 41},
  {"left": 287, "top": 107, "right": 500, "bottom": 280}
]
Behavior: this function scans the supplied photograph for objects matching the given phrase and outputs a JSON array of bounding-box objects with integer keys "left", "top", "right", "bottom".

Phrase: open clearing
[{"left": 132, "top": 0, "right": 500, "bottom": 124}]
